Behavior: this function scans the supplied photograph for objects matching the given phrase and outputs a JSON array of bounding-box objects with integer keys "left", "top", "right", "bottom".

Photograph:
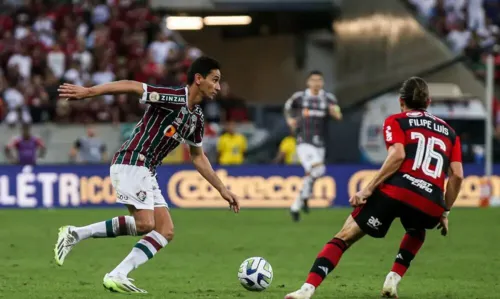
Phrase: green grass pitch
[{"left": 0, "top": 208, "right": 499, "bottom": 299}]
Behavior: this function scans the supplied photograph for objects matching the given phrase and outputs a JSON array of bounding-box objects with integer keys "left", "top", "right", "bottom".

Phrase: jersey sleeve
[
  {"left": 6, "top": 137, "right": 20, "bottom": 149},
  {"left": 450, "top": 135, "right": 462, "bottom": 163},
  {"left": 326, "top": 92, "right": 338, "bottom": 105},
  {"left": 284, "top": 92, "right": 301, "bottom": 116},
  {"left": 383, "top": 116, "right": 405, "bottom": 148},
  {"left": 139, "top": 84, "right": 187, "bottom": 106},
  {"left": 185, "top": 114, "right": 204, "bottom": 147},
  {"left": 35, "top": 137, "right": 45, "bottom": 148}
]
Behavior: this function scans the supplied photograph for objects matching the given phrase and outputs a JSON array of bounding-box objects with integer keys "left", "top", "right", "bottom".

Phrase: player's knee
[
  {"left": 310, "top": 164, "right": 326, "bottom": 179},
  {"left": 135, "top": 219, "right": 155, "bottom": 235},
  {"left": 156, "top": 226, "right": 175, "bottom": 242},
  {"left": 406, "top": 229, "right": 426, "bottom": 241},
  {"left": 334, "top": 232, "right": 356, "bottom": 248}
]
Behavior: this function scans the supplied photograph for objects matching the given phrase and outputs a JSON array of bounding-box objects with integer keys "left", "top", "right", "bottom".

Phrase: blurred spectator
[
  {"left": 3, "top": 80, "right": 32, "bottom": 126},
  {"left": 4, "top": 123, "right": 46, "bottom": 165},
  {"left": 0, "top": 0, "right": 209, "bottom": 126},
  {"left": 218, "top": 82, "right": 249, "bottom": 122},
  {"left": 217, "top": 121, "right": 247, "bottom": 165},
  {"left": 47, "top": 43, "right": 66, "bottom": 79},
  {"left": 447, "top": 20, "right": 471, "bottom": 54},
  {"left": 201, "top": 97, "right": 223, "bottom": 123},
  {"left": 273, "top": 129, "right": 299, "bottom": 165},
  {"left": 148, "top": 32, "right": 177, "bottom": 65},
  {"left": 70, "top": 126, "right": 108, "bottom": 164},
  {"left": 7, "top": 46, "right": 32, "bottom": 80}
]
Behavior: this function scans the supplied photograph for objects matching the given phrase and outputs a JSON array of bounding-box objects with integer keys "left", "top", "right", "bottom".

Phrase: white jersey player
[{"left": 284, "top": 71, "right": 342, "bottom": 221}]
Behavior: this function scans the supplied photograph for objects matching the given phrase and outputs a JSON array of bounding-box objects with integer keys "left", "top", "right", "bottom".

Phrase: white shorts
[
  {"left": 110, "top": 164, "right": 168, "bottom": 210},
  {"left": 296, "top": 143, "right": 325, "bottom": 172}
]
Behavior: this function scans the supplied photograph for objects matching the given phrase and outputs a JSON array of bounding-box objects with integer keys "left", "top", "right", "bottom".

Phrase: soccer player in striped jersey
[
  {"left": 285, "top": 77, "right": 464, "bottom": 299},
  {"left": 54, "top": 56, "right": 240, "bottom": 294},
  {"left": 284, "top": 71, "right": 342, "bottom": 222}
]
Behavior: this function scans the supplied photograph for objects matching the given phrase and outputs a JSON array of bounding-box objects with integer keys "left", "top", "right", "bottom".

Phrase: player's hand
[
  {"left": 219, "top": 189, "right": 240, "bottom": 213},
  {"left": 349, "top": 189, "right": 372, "bottom": 207},
  {"left": 437, "top": 216, "right": 448, "bottom": 236},
  {"left": 58, "top": 83, "right": 90, "bottom": 100}
]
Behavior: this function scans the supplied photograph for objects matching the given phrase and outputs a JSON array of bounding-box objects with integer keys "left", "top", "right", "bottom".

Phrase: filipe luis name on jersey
[{"left": 408, "top": 119, "right": 449, "bottom": 136}]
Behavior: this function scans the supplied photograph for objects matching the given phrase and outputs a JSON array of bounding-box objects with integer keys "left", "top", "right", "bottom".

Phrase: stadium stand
[{"left": 0, "top": 0, "right": 204, "bottom": 125}]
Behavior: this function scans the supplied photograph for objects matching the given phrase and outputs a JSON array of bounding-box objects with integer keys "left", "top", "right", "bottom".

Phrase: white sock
[
  {"left": 290, "top": 195, "right": 303, "bottom": 212},
  {"left": 299, "top": 176, "right": 314, "bottom": 199},
  {"left": 110, "top": 230, "right": 168, "bottom": 276},
  {"left": 73, "top": 216, "right": 137, "bottom": 240}
]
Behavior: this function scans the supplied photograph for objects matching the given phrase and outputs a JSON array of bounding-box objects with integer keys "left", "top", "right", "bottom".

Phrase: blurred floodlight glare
[
  {"left": 166, "top": 16, "right": 203, "bottom": 30},
  {"left": 203, "top": 16, "right": 252, "bottom": 26}
]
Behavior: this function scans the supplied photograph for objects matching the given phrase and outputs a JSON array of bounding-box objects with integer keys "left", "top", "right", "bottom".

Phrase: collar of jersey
[{"left": 305, "top": 88, "right": 325, "bottom": 97}]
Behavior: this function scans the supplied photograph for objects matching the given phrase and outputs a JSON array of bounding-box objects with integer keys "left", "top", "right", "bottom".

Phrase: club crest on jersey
[
  {"left": 181, "top": 107, "right": 188, "bottom": 114},
  {"left": 149, "top": 92, "right": 160, "bottom": 102},
  {"left": 164, "top": 125, "right": 177, "bottom": 137},
  {"left": 136, "top": 190, "right": 147, "bottom": 202},
  {"left": 406, "top": 111, "right": 423, "bottom": 117}
]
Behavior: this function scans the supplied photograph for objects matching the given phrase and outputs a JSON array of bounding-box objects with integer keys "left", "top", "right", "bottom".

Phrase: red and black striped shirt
[{"left": 378, "top": 110, "right": 462, "bottom": 217}]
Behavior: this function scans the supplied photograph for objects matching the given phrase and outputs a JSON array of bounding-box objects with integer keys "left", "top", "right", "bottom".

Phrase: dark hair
[
  {"left": 308, "top": 70, "right": 323, "bottom": 78},
  {"left": 399, "top": 76, "right": 429, "bottom": 109},
  {"left": 187, "top": 56, "right": 221, "bottom": 85}
]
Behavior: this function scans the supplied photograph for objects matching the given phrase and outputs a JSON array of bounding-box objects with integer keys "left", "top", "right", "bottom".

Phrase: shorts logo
[
  {"left": 136, "top": 190, "right": 147, "bottom": 202},
  {"left": 367, "top": 216, "right": 382, "bottom": 230},
  {"left": 149, "top": 92, "right": 160, "bottom": 102}
]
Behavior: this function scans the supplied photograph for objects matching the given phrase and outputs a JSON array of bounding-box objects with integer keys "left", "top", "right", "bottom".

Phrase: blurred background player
[
  {"left": 284, "top": 71, "right": 342, "bottom": 222},
  {"left": 54, "top": 56, "right": 240, "bottom": 294},
  {"left": 69, "top": 125, "right": 108, "bottom": 164},
  {"left": 4, "top": 123, "right": 45, "bottom": 165},
  {"left": 285, "top": 77, "right": 464, "bottom": 299}
]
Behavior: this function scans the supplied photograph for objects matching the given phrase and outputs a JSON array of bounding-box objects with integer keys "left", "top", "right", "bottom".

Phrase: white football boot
[
  {"left": 381, "top": 271, "right": 401, "bottom": 298},
  {"left": 54, "top": 225, "right": 79, "bottom": 266},
  {"left": 285, "top": 283, "right": 316, "bottom": 299}
]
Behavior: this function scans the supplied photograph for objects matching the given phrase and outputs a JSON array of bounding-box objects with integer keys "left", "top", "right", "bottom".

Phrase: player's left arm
[
  {"left": 189, "top": 145, "right": 240, "bottom": 213},
  {"left": 327, "top": 93, "right": 342, "bottom": 121},
  {"left": 35, "top": 137, "right": 46, "bottom": 158}
]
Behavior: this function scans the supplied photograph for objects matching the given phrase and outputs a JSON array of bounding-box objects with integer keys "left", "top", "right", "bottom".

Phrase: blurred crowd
[
  {"left": 0, "top": 0, "right": 227, "bottom": 126},
  {"left": 408, "top": 0, "right": 500, "bottom": 79}
]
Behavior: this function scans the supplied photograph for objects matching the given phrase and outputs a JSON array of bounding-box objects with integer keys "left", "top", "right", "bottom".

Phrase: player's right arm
[
  {"left": 284, "top": 92, "right": 300, "bottom": 130},
  {"left": 58, "top": 80, "right": 144, "bottom": 99},
  {"left": 4, "top": 137, "right": 19, "bottom": 163}
]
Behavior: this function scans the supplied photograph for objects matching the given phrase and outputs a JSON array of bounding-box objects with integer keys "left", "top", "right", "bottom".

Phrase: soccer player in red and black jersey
[{"left": 285, "top": 77, "right": 464, "bottom": 299}]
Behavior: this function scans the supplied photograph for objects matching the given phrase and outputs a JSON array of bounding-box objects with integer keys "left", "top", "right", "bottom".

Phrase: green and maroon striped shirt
[{"left": 111, "top": 84, "right": 204, "bottom": 172}]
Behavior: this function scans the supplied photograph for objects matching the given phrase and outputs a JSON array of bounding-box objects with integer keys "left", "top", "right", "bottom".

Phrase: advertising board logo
[
  {"left": 167, "top": 169, "right": 336, "bottom": 208},
  {"left": 347, "top": 170, "right": 496, "bottom": 208}
]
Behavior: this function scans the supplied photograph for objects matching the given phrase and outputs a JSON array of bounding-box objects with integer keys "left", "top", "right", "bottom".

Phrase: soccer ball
[{"left": 238, "top": 257, "right": 273, "bottom": 291}]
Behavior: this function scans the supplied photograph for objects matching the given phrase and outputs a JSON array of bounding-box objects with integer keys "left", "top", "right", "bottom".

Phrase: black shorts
[{"left": 351, "top": 191, "right": 440, "bottom": 238}]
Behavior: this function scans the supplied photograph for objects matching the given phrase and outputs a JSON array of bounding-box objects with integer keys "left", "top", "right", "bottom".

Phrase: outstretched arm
[
  {"left": 190, "top": 145, "right": 240, "bottom": 213},
  {"left": 58, "top": 80, "right": 144, "bottom": 100}
]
